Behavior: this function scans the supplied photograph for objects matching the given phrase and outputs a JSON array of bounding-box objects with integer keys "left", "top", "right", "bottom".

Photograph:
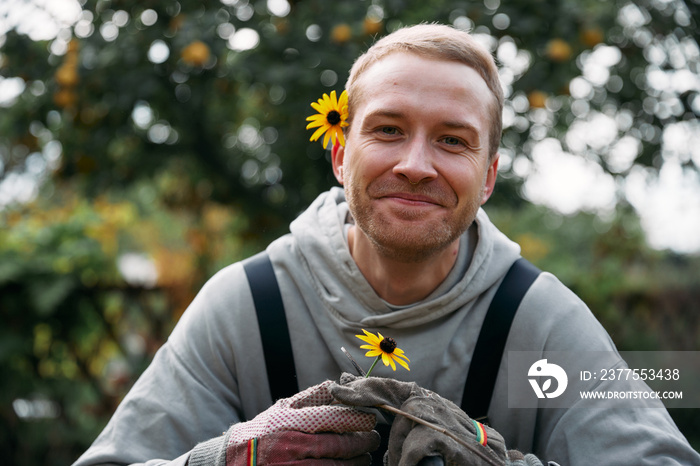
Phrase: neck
[{"left": 347, "top": 225, "right": 460, "bottom": 306}]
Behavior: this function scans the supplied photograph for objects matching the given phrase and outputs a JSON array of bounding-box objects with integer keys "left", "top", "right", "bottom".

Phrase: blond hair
[{"left": 345, "top": 24, "right": 503, "bottom": 158}]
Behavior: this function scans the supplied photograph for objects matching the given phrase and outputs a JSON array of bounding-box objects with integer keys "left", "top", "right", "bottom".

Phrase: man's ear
[
  {"left": 481, "top": 153, "right": 499, "bottom": 205},
  {"left": 331, "top": 143, "right": 345, "bottom": 185}
]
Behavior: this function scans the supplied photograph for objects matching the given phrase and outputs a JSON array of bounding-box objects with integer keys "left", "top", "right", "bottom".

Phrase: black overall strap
[
  {"left": 245, "top": 251, "right": 540, "bottom": 423},
  {"left": 461, "top": 257, "right": 541, "bottom": 423},
  {"left": 243, "top": 252, "right": 298, "bottom": 402}
]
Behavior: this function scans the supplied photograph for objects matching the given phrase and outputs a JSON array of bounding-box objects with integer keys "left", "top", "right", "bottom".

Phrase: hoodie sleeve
[
  {"left": 72, "top": 263, "right": 266, "bottom": 466},
  {"left": 490, "top": 272, "right": 700, "bottom": 466}
]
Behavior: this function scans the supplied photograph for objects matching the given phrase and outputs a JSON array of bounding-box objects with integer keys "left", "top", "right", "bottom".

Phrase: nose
[{"left": 392, "top": 137, "right": 438, "bottom": 185}]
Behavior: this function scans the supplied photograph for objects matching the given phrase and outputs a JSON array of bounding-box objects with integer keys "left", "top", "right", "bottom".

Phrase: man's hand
[
  {"left": 225, "top": 380, "right": 379, "bottom": 465},
  {"left": 330, "top": 373, "right": 541, "bottom": 466}
]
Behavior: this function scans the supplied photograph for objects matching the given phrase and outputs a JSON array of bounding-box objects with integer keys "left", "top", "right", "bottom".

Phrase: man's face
[{"left": 334, "top": 52, "right": 499, "bottom": 262}]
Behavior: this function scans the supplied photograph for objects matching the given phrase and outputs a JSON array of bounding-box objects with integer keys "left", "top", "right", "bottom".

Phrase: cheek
[
  {"left": 442, "top": 163, "right": 487, "bottom": 199},
  {"left": 346, "top": 149, "right": 392, "bottom": 182}
]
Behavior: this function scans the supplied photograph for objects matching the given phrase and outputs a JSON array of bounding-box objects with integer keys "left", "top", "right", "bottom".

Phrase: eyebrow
[
  {"left": 442, "top": 120, "right": 481, "bottom": 144},
  {"left": 362, "top": 109, "right": 405, "bottom": 121}
]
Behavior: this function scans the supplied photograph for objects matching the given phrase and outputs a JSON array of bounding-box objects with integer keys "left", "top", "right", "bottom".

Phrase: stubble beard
[{"left": 344, "top": 171, "right": 483, "bottom": 263}]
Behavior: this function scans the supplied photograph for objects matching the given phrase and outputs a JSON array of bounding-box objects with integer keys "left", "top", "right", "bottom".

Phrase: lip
[{"left": 379, "top": 192, "right": 443, "bottom": 206}]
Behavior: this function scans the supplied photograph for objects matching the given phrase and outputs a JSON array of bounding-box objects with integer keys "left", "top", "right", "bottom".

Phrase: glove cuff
[
  {"left": 506, "top": 451, "right": 545, "bottom": 466},
  {"left": 189, "top": 433, "right": 228, "bottom": 466}
]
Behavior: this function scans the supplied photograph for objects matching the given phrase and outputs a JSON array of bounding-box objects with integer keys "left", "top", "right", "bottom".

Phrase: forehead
[{"left": 351, "top": 52, "right": 494, "bottom": 130}]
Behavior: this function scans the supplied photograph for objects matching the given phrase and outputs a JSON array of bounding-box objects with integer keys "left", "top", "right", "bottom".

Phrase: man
[{"left": 74, "top": 24, "right": 699, "bottom": 466}]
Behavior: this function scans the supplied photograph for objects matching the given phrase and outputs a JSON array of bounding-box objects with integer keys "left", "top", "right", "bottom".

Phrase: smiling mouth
[
  {"left": 382, "top": 192, "right": 441, "bottom": 206},
  {"left": 367, "top": 179, "right": 456, "bottom": 208}
]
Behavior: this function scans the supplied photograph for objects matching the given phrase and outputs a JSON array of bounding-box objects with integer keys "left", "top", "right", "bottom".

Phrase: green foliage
[{"left": 0, "top": 184, "right": 257, "bottom": 464}]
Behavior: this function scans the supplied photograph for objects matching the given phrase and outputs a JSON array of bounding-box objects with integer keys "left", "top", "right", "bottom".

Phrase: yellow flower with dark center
[
  {"left": 306, "top": 90, "right": 348, "bottom": 148},
  {"left": 356, "top": 329, "right": 410, "bottom": 373}
]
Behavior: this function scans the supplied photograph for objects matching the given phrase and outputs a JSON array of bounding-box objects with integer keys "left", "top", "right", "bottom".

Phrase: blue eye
[
  {"left": 381, "top": 127, "right": 398, "bottom": 135},
  {"left": 442, "top": 136, "right": 462, "bottom": 146}
]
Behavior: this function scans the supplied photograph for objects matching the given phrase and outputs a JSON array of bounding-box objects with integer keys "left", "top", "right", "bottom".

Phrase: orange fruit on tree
[
  {"left": 363, "top": 18, "right": 382, "bottom": 35},
  {"left": 55, "top": 64, "right": 79, "bottom": 87},
  {"left": 331, "top": 24, "right": 352, "bottom": 43},
  {"left": 528, "top": 90, "right": 548, "bottom": 108},
  {"left": 545, "top": 38, "right": 573, "bottom": 62},
  {"left": 181, "top": 40, "right": 210, "bottom": 66},
  {"left": 580, "top": 27, "right": 604, "bottom": 48}
]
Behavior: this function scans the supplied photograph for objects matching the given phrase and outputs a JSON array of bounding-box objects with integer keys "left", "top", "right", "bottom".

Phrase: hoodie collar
[{"left": 290, "top": 188, "right": 521, "bottom": 329}]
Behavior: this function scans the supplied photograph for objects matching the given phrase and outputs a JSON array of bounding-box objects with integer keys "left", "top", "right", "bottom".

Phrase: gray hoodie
[{"left": 73, "top": 188, "right": 700, "bottom": 466}]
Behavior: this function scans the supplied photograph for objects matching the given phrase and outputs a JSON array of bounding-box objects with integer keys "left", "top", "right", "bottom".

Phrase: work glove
[
  {"left": 224, "top": 380, "right": 380, "bottom": 465},
  {"left": 330, "top": 373, "right": 543, "bottom": 466}
]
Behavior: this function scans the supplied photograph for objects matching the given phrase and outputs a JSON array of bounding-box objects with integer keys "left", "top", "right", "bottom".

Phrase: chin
[{"left": 366, "top": 223, "right": 462, "bottom": 263}]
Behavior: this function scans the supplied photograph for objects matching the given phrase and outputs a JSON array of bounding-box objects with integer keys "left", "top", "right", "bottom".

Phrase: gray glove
[{"left": 330, "top": 373, "right": 543, "bottom": 466}]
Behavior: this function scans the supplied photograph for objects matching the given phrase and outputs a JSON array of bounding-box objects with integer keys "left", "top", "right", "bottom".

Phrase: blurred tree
[
  {"left": 1, "top": 0, "right": 697, "bottom": 221},
  {"left": 0, "top": 182, "right": 255, "bottom": 465},
  {"left": 1, "top": 0, "right": 699, "bottom": 463}
]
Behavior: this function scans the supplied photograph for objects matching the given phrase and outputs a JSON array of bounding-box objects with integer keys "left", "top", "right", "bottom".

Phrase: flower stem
[
  {"left": 376, "top": 403, "right": 501, "bottom": 466},
  {"left": 365, "top": 355, "right": 381, "bottom": 377}
]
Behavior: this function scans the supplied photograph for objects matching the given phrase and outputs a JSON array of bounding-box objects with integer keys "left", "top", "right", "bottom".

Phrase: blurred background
[{"left": 1, "top": 0, "right": 699, "bottom": 464}]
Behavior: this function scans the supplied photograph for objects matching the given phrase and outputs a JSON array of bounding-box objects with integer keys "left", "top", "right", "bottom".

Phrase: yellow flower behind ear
[
  {"left": 306, "top": 90, "right": 349, "bottom": 148},
  {"left": 356, "top": 329, "right": 410, "bottom": 373}
]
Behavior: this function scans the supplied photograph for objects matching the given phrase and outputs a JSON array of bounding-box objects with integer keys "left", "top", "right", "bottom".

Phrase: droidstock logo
[{"left": 528, "top": 359, "right": 568, "bottom": 399}]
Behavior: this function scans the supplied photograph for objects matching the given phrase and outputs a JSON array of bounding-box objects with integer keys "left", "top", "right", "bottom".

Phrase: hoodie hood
[{"left": 289, "top": 187, "right": 521, "bottom": 329}]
